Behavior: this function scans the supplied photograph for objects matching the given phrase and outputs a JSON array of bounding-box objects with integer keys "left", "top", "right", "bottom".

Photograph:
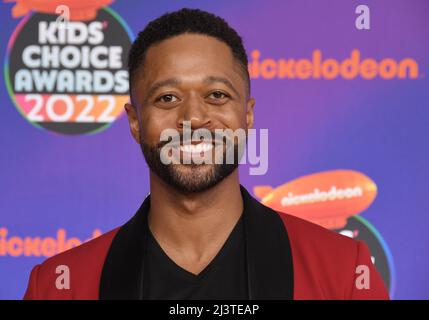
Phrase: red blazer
[{"left": 24, "top": 186, "right": 389, "bottom": 300}]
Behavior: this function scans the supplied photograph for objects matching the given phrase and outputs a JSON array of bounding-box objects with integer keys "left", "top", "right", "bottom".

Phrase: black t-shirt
[{"left": 141, "top": 213, "right": 248, "bottom": 299}]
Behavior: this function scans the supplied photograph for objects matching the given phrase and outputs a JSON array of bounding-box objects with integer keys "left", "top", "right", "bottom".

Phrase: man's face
[{"left": 125, "top": 33, "right": 255, "bottom": 193}]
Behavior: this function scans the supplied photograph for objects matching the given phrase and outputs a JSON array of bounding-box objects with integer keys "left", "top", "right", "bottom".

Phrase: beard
[{"left": 140, "top": 135, "right": 244, "bottom": 194}]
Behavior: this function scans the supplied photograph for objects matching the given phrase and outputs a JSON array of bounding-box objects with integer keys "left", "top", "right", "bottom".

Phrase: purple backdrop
[{"left": 0, "top": 0, "right": 428, "bottom": 299}]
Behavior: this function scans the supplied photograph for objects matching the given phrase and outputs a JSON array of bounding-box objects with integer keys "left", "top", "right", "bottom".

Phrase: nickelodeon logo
[
  {"left": 0, "top": 228, "right": 102, "bottom": 257},
  {"left": 248, "top": 49, "right": 419, "bottom": 80},
  {"left": 254, "top": 170, "right": 377, "bottom": 229}
]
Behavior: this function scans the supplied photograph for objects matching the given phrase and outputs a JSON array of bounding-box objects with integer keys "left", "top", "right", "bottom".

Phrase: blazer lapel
[
  {"left": 241, "top": 185, "right": 294, "bottom": 299},
  {"left": 99, "top": 195, "right": 150, "bottom": 300}
]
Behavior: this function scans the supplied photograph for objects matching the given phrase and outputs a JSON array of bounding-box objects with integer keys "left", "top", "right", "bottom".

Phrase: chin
[{"left": 167, "top": 165, "right": 221, "bottom": 193}]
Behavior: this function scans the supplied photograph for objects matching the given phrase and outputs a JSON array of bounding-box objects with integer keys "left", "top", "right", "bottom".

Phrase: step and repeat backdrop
[{"left": 0, "top": 0, "right": 428, "bottom": 299}]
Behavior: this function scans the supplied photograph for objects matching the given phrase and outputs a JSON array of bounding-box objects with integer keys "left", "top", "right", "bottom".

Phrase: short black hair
[{"left": 127, "top": 8, "right": 250, "bottom": 99}]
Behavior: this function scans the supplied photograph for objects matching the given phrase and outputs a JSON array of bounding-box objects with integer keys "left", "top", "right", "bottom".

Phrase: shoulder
[
  {"left": 277, "top": 211, "right": 358, "bottom": 254},
  {"left": 39, "top": 227, "right": 119, "bottom": 270},
  {"left": 276, "top": 211, "right": 389, "bottom": 299},
  {"left": 276, "top": 210, "right": 359, "bottom": 279},
  {"left": 24, "top": 227, "right": 119, "bottom": 300}
]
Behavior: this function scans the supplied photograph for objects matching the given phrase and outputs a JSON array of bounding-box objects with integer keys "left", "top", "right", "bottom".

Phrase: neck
[{"left": 147, "top": 170, "right": 243, "bottom": 258}]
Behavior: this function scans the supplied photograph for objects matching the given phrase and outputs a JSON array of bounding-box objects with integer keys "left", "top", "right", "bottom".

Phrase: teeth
[{"left": 180, "top": 143, "right": 213, "bottom": 153}]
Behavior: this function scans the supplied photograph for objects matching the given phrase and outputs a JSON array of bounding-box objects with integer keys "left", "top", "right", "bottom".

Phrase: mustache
[{"left": 154, "top": 130, "right": 239, "bottom": 149}]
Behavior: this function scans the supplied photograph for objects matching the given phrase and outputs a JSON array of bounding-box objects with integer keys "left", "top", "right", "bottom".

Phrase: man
[{"left": 24, "top": 8, "right": 389, "bottom": 300}]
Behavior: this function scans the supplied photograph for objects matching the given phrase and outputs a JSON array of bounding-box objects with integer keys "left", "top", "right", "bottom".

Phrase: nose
[{"left": 176, "top": 94, "right": 211, "bottom": 131}]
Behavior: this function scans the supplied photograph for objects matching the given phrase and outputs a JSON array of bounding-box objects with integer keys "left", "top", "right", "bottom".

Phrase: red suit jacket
[{"left": 24, "top": 186, "right": 389, "bottom": 300}]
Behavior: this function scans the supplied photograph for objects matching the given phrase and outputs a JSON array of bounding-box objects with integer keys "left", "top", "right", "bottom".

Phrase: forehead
[{"left": 137, "top": 33, "right": 243, "bottom": 88}]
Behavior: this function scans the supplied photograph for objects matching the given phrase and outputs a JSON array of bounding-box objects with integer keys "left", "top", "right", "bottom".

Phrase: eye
[
  {"left": 208, "top": 91, "right": 229, "bottom": 100},
  {"left": 156, "top": 94, "right": 179, "bottom": 103}
]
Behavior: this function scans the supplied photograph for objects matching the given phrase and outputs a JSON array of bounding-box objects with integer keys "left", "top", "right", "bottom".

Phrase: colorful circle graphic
[
  {"left": 4, "top": 7, "right": 134, "bottom": 135},
  {"left": 333, "top": 215, "right": 396, "bottom": 298}
]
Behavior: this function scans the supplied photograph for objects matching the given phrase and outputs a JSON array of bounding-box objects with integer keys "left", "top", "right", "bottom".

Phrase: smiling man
[{"left": 24, "top": 8, "right": 389, "bottom": 300}]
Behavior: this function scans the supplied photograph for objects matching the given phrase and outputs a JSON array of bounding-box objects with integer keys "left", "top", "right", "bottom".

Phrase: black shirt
[{"left": 141, "top": 213, "right": 248, "bottom": 299}]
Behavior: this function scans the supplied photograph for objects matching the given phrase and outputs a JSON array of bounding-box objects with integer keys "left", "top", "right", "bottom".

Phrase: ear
[
  {"left": 124, "top": 103, "right": 140, "bottom": 144},
  {"left": 246, "top": 97, "right": 255, "bottom": 129}
]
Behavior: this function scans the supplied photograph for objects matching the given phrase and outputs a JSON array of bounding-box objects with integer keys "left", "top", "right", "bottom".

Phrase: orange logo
[
  {"left": 253, "top": 170, "right": 377, "bottom": 229},
  {"left": 248, "top": 49, "right": 419, "bottom": 80},
  {"left": 0, "top": 228, "right": 102, "bottom": 257},
  {"left": 5, "top": 0, "right": 113, "bottom": 21}
]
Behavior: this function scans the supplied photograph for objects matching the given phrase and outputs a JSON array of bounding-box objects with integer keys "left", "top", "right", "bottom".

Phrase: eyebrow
[
  {"left": 204, "top": 76, "right": 240, "bottom": 98},
  {"left": 146, "top": 78, "right": 180, "bottom": 100},
  {"left": 146, "top": 76, "right": 241, "bottom": 100}
]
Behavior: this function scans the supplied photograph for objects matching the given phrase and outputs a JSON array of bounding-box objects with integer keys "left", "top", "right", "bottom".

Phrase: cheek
[
  {"left": 140, "top": 109, "right": 178, "bottom": 145},
  {"left": 213, "top": 105, "right": 247, "bottom": 130}
]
